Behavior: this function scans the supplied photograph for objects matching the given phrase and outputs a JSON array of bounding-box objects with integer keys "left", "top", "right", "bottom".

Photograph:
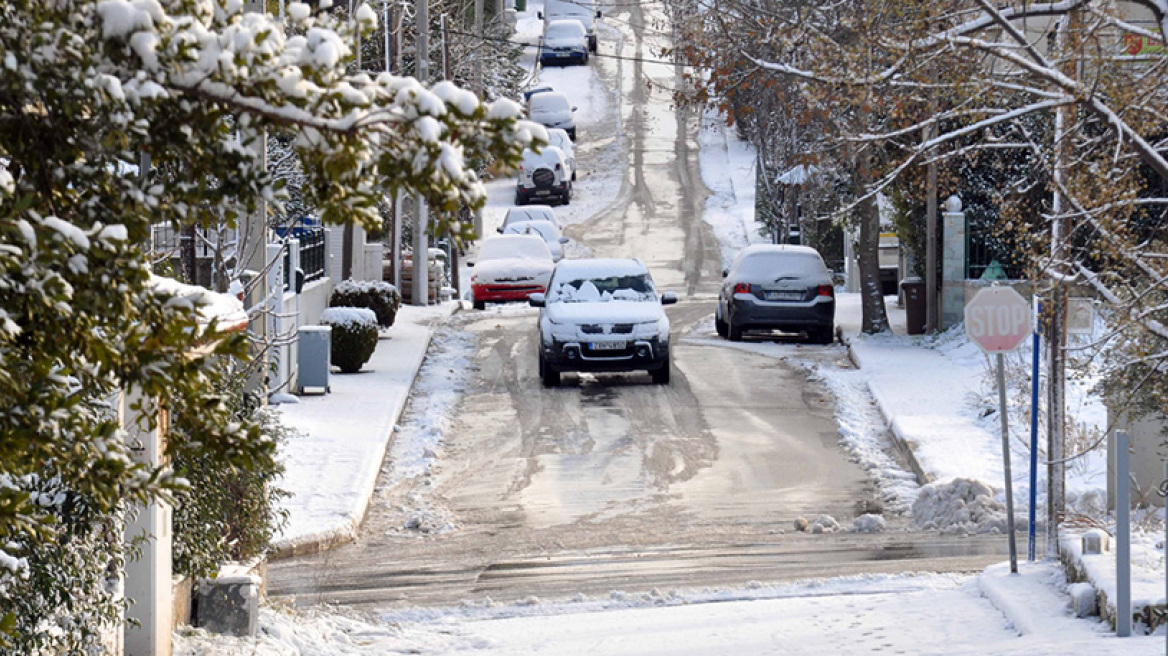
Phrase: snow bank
[{"left": 912, "top": 478, "right": 1008, "bottom": 534}]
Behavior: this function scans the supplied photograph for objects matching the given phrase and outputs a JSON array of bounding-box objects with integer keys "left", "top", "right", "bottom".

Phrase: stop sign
[{"left": 964, "top": 286, "right": 1031, "bottom": 353}]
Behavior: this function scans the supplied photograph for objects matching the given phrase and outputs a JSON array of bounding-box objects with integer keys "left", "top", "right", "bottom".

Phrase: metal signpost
[
  {"left": 1116, "top": 430, "right": 1131, "bottom": 638},
  {"left": 965, "top": 285, "right": 1031, "bottom": 574},
  {"left": 1028, "top": 298, "right": 1040, "bottom": 561}
]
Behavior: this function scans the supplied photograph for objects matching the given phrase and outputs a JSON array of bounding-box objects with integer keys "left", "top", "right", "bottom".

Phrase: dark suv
[
  {"left": 715, "top": 245, "right": 835, "bottom": 344},
  {"left": 529, "top": 258, "right": 678, "bottom": 387}
]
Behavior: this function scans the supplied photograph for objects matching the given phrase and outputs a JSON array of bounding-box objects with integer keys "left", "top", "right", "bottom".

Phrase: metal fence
[{"left": 275, "top": 225, "right": 326, "bottom": 292}]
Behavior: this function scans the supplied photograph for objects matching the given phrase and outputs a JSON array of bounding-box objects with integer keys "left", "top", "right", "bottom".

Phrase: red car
[{"left": 470, "top": 234, "right": 556, "bottom": 310}]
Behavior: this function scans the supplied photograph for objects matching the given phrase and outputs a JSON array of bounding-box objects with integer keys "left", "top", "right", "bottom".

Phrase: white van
[{"left": 540, "top": 0, "right": 600, "bottom": 52}]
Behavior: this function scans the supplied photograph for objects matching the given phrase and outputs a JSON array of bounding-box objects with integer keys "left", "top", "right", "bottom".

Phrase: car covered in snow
[
  {"left": 546, "top": 128, "right": 577, "bottom": 181},
  {"left": 503, "top": 220, "right": 570, "bottom": 262},
  {"left": 527, "top": 91, "right": 577, "bottom": 140},
  {"left": 529, "top": 258, "right": 677, "bottom": 387},
  {"left": 516, "top": 146, "right": 571, "bottom": 205},
  {"left": 470, "top": 234, "right": 556, "bottom": 310},
  {"left": 715, "top": 244, "right": 835, "bottom": 344},
  {"left": 498, "top": 205, "right": 561, "bottom": 233},
  {"left": 539, "top": 19, "right": 589, "bottom": 67}
]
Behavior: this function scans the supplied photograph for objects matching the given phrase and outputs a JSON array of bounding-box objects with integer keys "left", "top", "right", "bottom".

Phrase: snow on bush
[
  {"left": 912, "top": 478, "right": 1007, "bottom": 534},
  {"left": 852, "top": 514, "right": 886, "bottom": 533},
  {"left": 320, "top": 307, "right": 378, "bottom": 373},
  {"left": 330, "top": 280, "right": 401, "bottom": 328}
]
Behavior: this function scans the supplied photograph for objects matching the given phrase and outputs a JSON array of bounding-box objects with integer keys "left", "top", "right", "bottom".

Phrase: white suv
[
  {"left": 516, "top": 147, "right": 571, "bottom": 205},
  {"left": 529, "top": 258, "right": 678, "bottom": 387}
]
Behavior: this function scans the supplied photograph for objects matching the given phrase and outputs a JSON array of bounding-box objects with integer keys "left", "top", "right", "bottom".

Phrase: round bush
[
  {"left": 320, "top": 307, "right": 379, "bottom": 373},
  {"left": 329, "top": 280, "right": 402, "bottom": 328}
]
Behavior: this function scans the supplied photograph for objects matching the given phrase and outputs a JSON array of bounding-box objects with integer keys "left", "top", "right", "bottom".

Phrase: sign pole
[
  {"left": 997, "top": 352, "right": 1019, "bottom": 574},
  {"left": 1116, "top": 430, "right": 1131, "bottom": 637},
  {"left": 1029, "top": 299, "right": 1040, "bottom": 561}
]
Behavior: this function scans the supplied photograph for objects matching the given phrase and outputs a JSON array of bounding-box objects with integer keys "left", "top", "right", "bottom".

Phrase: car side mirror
[
  {"left": 559, "top": 236, "right": 569, "bottom": 244},
  {"left": 571, "top": 106, "right": 578, "bottom": 112},
  {"left": 496, "top": 227, "right": 503, "bottom": 233},
  {"left": 528, "top": 293, "right": 546, "bottom": 307},
  {"left": 721, "top": 269, "right": 728, "bottom": 278},
  {"left": 595, "top": 10, "right": 602, "bottom": 18},
  {"left": 537, "top": 11, "right": 543, "bottom": 19},
  {"left": 467, "top": 261, "right": 475, "bottom": 268},
  {"left": 661, "top": 291, "right": 678, "bottom": 306}
]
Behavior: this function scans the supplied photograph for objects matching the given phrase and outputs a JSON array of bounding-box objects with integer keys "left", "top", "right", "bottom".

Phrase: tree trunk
[{"left": 856, "top": 151, "right": 890, "bottom": 334}]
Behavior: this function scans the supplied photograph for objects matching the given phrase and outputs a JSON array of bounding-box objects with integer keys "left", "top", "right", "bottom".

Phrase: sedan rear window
[{"left": 736, "top": 253, "right": 826, "bottom": 279}]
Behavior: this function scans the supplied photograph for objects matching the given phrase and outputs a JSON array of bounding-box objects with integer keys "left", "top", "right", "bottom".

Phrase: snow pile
[
  {"left": 912, "top": 478, "right": 1007, "bottom": 534},
  {"left": 852, "top": 514, "right": 887, "bottom": 533},
  {"left": 809, "top": 515, "right": 840, "bottom": 534},
  {"left": 385, "top": 491, "right": 462, "bottom": 537}
]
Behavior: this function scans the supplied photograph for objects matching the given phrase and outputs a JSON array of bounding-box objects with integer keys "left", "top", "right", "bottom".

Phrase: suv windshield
[
  {"left": 531, "top": 94, "right": 570, "bottom": 114},
  {"left": 549, "top": 273, "right": 657, "bottom": 303}
]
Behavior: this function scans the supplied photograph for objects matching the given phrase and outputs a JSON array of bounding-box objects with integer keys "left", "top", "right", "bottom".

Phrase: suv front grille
[
  {"left": 611, "top": 324, "right": 634, "bottom": 334},
  {"left": 580, "top": 324, "right": 603, "bottom": 334}
]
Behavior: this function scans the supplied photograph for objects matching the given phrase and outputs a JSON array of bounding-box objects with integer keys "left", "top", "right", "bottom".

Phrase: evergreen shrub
[
  {"left": 329, "top": 280, "right": 401, "bottom": 328},
  {"left": 320, "top": 307, "right": 379, "bottom": 373}
]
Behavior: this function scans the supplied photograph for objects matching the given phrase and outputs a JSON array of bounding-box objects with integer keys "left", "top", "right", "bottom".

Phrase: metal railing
[{"left": 274, "top": 224, "right": 326, "bottom": 291}]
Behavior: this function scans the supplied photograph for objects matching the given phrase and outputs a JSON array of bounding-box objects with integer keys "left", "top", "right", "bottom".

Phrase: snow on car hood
[
  {"left": 544, "top": 35, "right": 585, "bottom": 48},
  {"left": 545, "top": 300, "right": 665, "bottom": 325},
  {"left": 475, "top": 258, "right": 554, "bottom": 283}
]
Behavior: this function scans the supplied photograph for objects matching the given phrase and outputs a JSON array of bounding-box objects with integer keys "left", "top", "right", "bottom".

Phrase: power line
[{"left": 444, "top": 27, "right": 714, "bottom": 69}]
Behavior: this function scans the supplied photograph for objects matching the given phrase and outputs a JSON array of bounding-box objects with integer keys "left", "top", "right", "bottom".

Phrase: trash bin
[{"left": 901, "top": 277, "right": 926, "bottom": 335}]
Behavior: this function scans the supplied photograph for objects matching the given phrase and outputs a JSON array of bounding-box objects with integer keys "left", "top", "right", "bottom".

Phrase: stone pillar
[{"left": 940, "top": 195, "right": 966, "bottom": 329}]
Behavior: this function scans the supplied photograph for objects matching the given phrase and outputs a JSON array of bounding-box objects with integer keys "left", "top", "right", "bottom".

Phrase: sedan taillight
[
  {"left": 817, "top": 285, "right": 834, "bottom": 297},
  {"left": 733, "top": 282, "right": 751, "bottom": 295}
]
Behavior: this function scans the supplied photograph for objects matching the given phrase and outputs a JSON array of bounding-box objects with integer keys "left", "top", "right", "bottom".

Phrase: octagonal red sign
[{"left": 964, "top": 286, "right": 1031, "bottom": 353}]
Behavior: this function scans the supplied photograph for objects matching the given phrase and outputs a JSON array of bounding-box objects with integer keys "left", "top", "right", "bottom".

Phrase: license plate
[
  {"left": 765, "top": 291, "right": 804, "bottom": 301},
  {"left": 535, "top": 190, "right": 550, "bottom": 195},
  {"left": 556, "top": 52, "right": 571, "bottom": 57},
  {"left": 590, "top": 341, "right": 626, "bottom": 351}
]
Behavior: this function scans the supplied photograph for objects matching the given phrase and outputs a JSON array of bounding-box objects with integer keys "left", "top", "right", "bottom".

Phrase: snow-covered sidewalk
[{"left": 271, "top": 302, "right": 459, "bottom": 556}]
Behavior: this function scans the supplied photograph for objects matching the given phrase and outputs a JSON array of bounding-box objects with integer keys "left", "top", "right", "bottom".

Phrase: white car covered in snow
[
  {"left": 470, "top": 234, "right": 555, "bottom": 311},
  {"left": 527, "top": 91, "right": 577, "bottom": 140},
  {"left": 516, "top": 146, "right": 571, "bottom": 206},
  {"left": 498, "top": 205, "right": 561, "bottom": 233},
  {"left": 503, "top": 220, "right": 570, "bottom": 262},
  {"left": 528, "top": 258, "right": 677, "bottom": 387},
  {"left": 547, "top": 128, "right": 577, "bottom": 181}
]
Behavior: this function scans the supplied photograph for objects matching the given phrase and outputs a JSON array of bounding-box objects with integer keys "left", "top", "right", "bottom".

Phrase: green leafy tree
[{"left": 0, "top": 0, "right": 540, "bottom": 650}]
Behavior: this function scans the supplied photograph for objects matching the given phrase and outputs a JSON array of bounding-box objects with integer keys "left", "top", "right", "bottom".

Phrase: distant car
[
  {"left": 516, "top": 146, "right": 571, "bottom": 205},
  {"left": 546, "top": 128, "right": 577, "bottom": 181},
  {"left": 529, "top": 258, "right": 677, "bottom": 387},
  {"left": 499, "top": 205, "right": 561, "bottom": 234},
  {"left": 715, "top": 244, "right": 835, "bottom": 344},
  {"left": 539, "top": 19, "right": 589, "bottom": 67},
  {"left": 528, "top": 91, "right": 577, "bottom": 140},
  {"left": 503, "top": 220, "right": 570, "bottom": 262},
  {"left": 470, "top": 234, "right": 556, "bottom": 311}
]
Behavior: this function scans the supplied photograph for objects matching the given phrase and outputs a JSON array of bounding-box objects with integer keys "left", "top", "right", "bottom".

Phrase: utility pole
[
  {"left": 412, "top": 0, "right": 429, "bottom": 306},
  {"left": 440, "top": 14, "right": 463, "bottom": 302},
  {"left": 474, "top": 0, "right": 484, "bottom": 98},
  {"left": 342, "top": 0, "right": 362, "bottom": 280},
  {"left": 392, "top": 0, "right": 405, "bottom": 290},
  {"left": 925, "top": 133, "right": 938, "bottom": 332}
]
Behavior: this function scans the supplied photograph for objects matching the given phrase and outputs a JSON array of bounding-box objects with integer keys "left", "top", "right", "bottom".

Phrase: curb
[
  {"left": 846, "top": 341, "right": 932, "bottom": 487},
  {"left": 270, "top": 302, "right": 458, "bottom": 560}
]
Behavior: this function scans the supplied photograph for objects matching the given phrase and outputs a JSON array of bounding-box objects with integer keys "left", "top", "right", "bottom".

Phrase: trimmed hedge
[
  {"left": 329, "top": 280, "right": 402, "bottom": 328},
  {"left": 320, "top": 307, "right": 379, "bottom": 373}
]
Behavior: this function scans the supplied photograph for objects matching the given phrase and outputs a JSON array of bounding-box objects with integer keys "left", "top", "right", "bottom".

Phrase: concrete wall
[{"left": 1108, "top": 409, "right": 1167, "bottom": 509}]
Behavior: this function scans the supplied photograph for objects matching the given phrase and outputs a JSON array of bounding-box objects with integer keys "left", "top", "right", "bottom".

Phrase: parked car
[
  {"left": 503, "top": 220, "right": 570, "bottom": 262},
  {"left": 540, "top": 0, "right": 600, "bottom": 52},
  {"left": 470, "top": 234, "right": 556, "bottom": 311},
  {"left": 498, "top": 205, "right": 561, "bottom": 234},
  {"left": 516, "top": 146, "right": 571, "bottom": 205},
  {"left": 715, "top": 244, "right": 835, "bottom": 344},
  {"left": 529, "top": 258, "right": 677, "bottom": 387},
  {"left": 539, "top": 19, "right": 589, "bottom": 67},
  {"left": 546, "top": 128, "right": 577, "bottom": 181},
  {"left": 528, "top": 91, "right": 577, "bottom": 140}
]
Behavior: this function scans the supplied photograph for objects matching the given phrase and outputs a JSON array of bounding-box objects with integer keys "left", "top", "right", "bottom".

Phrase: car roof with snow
[
  {"left": 546, "top": 19, "right": 587, "bottom": 37},
  {"left": 737, "top": 244, "right": 822, "bottom": 259},
  {"left": 478, "top": 234, "right": 553, "bottom": 261}
]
